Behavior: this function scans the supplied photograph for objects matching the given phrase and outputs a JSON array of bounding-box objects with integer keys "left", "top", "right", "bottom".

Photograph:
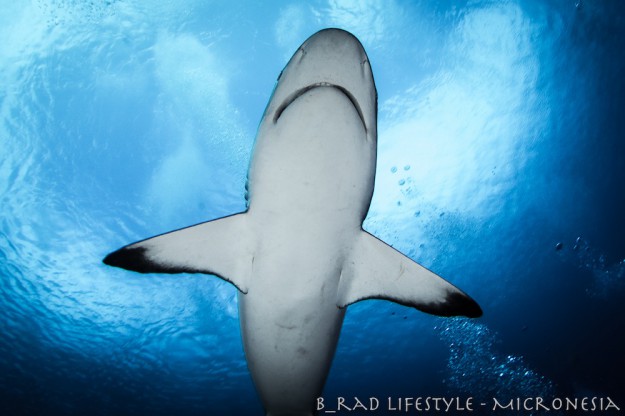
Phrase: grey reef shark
[{"left": 104, "top": 28, "right": 482, "bottom": 416}]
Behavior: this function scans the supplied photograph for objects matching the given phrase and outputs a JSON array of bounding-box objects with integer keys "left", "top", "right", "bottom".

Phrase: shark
[{"left": 103, "top": 28, "right": 482, "bottom": 416}]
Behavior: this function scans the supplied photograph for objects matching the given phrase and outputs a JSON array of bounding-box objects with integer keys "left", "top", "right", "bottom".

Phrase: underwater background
[{"left": 1, "top": 0, "right": 624, "bottom": 415}]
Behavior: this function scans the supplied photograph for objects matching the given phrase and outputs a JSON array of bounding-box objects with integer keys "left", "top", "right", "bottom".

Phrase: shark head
[{"left": 262, "top": 28, "right": 378, "bottom": 141}]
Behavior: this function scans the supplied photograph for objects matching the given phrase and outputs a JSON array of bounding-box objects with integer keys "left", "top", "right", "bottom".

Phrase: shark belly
[
  {"left": 238, "top": 232, "right": 347, "bottom": 415},
  {"left": 239, "top": 86, "right": 373, "bottom": 414}
]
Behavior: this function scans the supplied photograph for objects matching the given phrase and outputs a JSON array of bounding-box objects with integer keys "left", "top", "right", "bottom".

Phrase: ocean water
[{"left": 1, "top": 1, "right": 624, "bottom": 415}]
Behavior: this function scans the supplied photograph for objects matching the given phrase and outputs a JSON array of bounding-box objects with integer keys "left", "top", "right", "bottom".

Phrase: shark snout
[
  {"left": 266, "top": 28, "right": 377, "bottom": 139},
  {"left": 299, "top": 29, "right": 367, "bottom": 65},
  {"left": 295, "top": 28, "right": 371, "bottom": 85}
]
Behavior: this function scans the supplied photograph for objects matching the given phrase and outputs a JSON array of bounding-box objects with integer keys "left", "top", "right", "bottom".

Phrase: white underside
[{"left": 104, "top": 29, "right": 481, "bottom": 416}]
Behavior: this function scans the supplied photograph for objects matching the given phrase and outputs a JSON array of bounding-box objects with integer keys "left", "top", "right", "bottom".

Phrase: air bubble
[{"left": 438, "top": 320, "right": 555, "bottom": 400}]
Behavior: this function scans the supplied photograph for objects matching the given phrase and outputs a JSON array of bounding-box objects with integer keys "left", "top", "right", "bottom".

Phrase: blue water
[{"left": 1, "top": 1, "right": 624, "bottom": 415}]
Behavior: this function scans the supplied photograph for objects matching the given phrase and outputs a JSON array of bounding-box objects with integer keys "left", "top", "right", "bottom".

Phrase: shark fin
[
  {"left": 338, "top": 231, "right": 482, "bottom": 318},
  {"left": 103, "top": 212, "right": 253, "bottom": 293}
]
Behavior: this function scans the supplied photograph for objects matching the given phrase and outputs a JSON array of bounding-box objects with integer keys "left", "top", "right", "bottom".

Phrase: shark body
[{"left": 104, "top": 29, "right": 481, "bottom": 416}]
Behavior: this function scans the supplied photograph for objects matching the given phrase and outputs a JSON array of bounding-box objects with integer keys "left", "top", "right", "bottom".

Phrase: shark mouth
[{"left": 273, "top": 82, "right": 367, "bottom": 132}]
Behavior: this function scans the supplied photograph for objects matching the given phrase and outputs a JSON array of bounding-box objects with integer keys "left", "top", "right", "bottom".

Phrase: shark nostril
[
  {"left": 361, "top": 59, "right": 368, "bottom": 77},
  {"left": 297, "top": 47, "right": 307, "bottom": 63}
]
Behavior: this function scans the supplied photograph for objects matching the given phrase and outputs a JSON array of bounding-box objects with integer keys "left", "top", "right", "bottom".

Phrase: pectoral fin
[
  {"left": 103, "top": 212, "right": 253, "bottom": 293},
  {"left": 338, "top": 231, "right": 482, "bottom": 318}
]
